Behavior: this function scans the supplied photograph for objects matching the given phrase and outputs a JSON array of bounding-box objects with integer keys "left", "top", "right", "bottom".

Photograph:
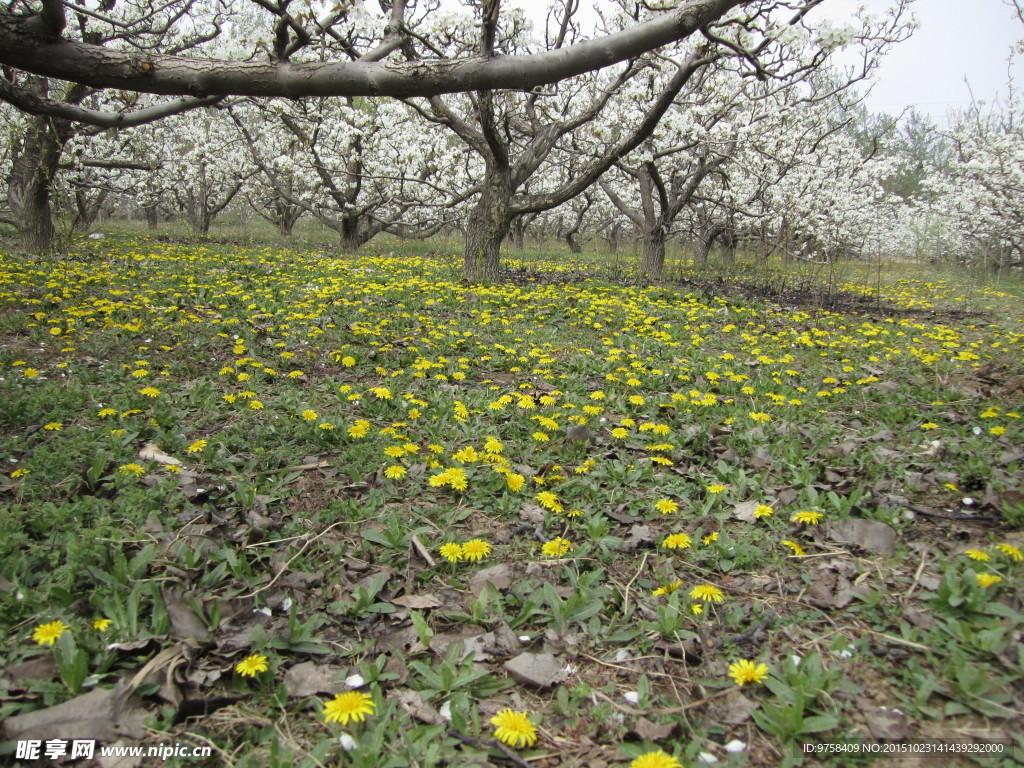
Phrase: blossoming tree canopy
[{"left": 0, "top": 0, "right": 749, "bottom": 117}]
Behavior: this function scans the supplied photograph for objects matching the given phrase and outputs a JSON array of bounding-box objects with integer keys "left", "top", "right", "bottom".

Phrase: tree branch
[
  {"left": 0, "top": 0, "right": 744, "bottom": 99},
  {"left": 0, "top": 79, "right": 222, "bottom": 128}
]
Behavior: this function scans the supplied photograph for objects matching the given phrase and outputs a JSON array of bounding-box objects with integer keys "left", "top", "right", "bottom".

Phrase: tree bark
[
  {"left": 464, "top": 171, "right": 512, "bottom": 283},
  {"left": 7, "top": 82, "right": 66, "bottom": 252},
  {"left": 639, "top": 226, "right": 666, "bottom": 278},
  {"left": 694, "top": 223, "right": 724, "bottom": 266},
  {"left": 0, "top": 0, "right": 744, "bottom": 103},
  {"left": 509, "top": 214, "right": 527, "bottom": 250}
]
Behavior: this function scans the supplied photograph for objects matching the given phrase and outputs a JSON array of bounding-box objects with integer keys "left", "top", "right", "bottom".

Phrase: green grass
[{"left": 1, "top": 231, "right": 1023, "bottom": 767}]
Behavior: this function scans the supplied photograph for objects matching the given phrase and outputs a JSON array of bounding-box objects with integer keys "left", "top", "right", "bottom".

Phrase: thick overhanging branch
[
  {"left": 0, "top": 78, "right": 223, "bottom": 128},
  {"left": 0, "top": 0, "right": 743, "bottom": 99}
]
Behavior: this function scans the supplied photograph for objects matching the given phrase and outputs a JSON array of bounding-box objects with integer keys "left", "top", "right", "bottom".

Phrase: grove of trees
[{"left": 2, "top": 0, "right": 1023, "bottom": 279}]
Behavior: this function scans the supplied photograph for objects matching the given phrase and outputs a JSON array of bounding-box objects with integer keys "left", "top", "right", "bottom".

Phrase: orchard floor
[{"left": 1, "top": 233, "right": 1023, "bottom": 767}]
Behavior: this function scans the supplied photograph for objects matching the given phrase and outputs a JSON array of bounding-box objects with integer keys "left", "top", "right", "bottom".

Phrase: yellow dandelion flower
[
  {"left": 791, "top": 510, "right": 823, "bottom": 525},
  {"left": 975, "top": 573, "right": 1002, "bottom": 588},
  {"left": 652, "top": 579, "right": 683, "bottom": 597},
  {"left": 964, "top": 549, "right": 990, "bottom": 562},
  {"left": 541, "top": 537, "right": 574, "bottom": 557},
  {"left": 754, "top": 504, "right": 774, "bottom": 519},
  {"left": 91, "top": 618, "right": 112, "bottom": 632},
  {"left": 187, "top": 439, "right": 207, "bottom": 453},
  {"left": 235, "top": 653, "right": 269, "bottom": 677},
  {"left": 32, "top": 620, "right": 69, "bottom": 646},
  {"left": 462, "top": 539, "right": 492, "bottom": 562},
  {"left": 43, "top": 422, "right": 62, "bottom": 431},
  {"left": 139, "top": 387, "right": 160, "bottom": 397},
  {"left": 98, "top": 408, "right": 117, "bottom": 418},
  {"left": 490, "top": 709, "right": 538, "bottom": 749},
  {"left": 728, "top": 659, "right": 769, "bottom": 685},
  {"left": 661, "top": 533, "right": 691, "bottom": 550},
  {"left": 323, "top": 691, "right": 375, "bottom": 725},
  {"left": 654, "top": 498, "right": 679, "bottom": 515},
  {"left": 446, "top": 467, "right": 469, "bottom": 491},
  {"left": 301, "top": 409, "right": 318, "bottom": 421},
  {"left": 506, "top": 474, "right": 526, "bottom": 492},
  {"left": 629, "top": 750, "right": 682, "bottom": 768},
  {"left": 781, "top": 540, "right": 805, "bottom": 556},
  {"left": 536, "top": 491, "right": 561, "bottom": 512},
  {"left": 439, "top": 543, "right": 463, "bottom": 562},
  {"left": 707, "top": 483, "right": 726, "bottom": 494},
  {"left": 384, "top": 465, "right": 407, "bottom": 480},
  {"left": 995, "top": 543, "right": 1022, "bottom": 562},
  {"left": 119, "top": 463, "right": 145, "bottom": 477},
  {"left": 704, "top": 532, "right": 719, "bottom": 545},
  {"left": 690, "top": 583, "right": 724, "bottom": 603},
  {"left": 348, "top": 420, "right": 371, "bottom": 438}
]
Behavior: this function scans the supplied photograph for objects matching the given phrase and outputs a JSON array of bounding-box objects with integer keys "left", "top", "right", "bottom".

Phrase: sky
[
  {"left": 824, "top": 0, "right": 1023, "bottom": 123},
  {"left": 496, "top": 0, "right": 1024, "bottom": 125}
]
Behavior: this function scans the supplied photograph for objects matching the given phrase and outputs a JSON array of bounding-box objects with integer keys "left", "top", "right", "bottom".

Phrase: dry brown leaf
[
  {"left": 391, "top": 593, "right": 442, "bottom": 610},
  {"left": 283, "top": 662, "right": 345, "bottom": 698},
  {"left": 825, "top": 519, "right": 897, "bottom": 556},
  {"left": 503, "top": 652, "right": 567, "bottom": 688},
  {"left": 138, "top": 441, "right": 182, "bottom": 466},
  {"left": 732, "top": 500, "right": 760, "bottom": 523},
  {"left": 393, "top": 689, "right": 441, "bottom": 724},
  {"left": 3, "top": 680, "right": 147, "bottom": 743}
]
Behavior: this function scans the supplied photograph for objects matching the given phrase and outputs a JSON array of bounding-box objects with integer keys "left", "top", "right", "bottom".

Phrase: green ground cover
[{"left": 1, "top": 235, "right": 1023, "bottom": 766}]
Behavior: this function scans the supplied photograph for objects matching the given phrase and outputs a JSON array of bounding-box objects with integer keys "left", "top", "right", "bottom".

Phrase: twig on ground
[
  {"left": 410, "top": 534, "right": 436, "bottom": 566},
  {"left": 905, "top": 503, "right": 1000, "bottom": 522},
  {"left": 904, "top": 548, "right": 928, "bottom": 599},
  {"left": 239, "top": 520, "right": 347, "bottom": 599},
  {"left": 447, "top": 728, "right": 532, "bottom": 768}
]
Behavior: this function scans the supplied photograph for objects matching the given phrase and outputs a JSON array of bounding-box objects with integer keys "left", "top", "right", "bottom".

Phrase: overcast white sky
[
  {"left": 825, "top": 0, "right": 1023, "bottom": 122},
  {"left": 502, "top": 0, "right": 1023, "bottom": 125}
]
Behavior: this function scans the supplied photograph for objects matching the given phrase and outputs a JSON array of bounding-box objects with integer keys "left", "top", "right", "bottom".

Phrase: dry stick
[
  {"left": 789, "top": 550, "right": 852, "bottom": 559},
  {"left": 242, "top": 513, "right": 381, "bottom": 549},
  {"left": 177, "top": 730, "right": 234, "bottom": 765},
  {"left": 447, "top": 728, "right": 532, "bottom": 768},
  {"left": 904, "top": 548, "right": 928, "bottom": 599},
  {"left": 620, "top": 551, "right": 648, "bottom": 619},
  {"left": 593, "top": 687, "right": 734, "bottom": 716},
  {"left": 256, "top": 459, "right": 332, "bottom": 476},
  {"left": 580, "top": 652, "right": 693, "bottom": 682},
  {"left": 239, "top": 520, "right": 347, "bottom": 600},
  {"left": 722, "top": 610, "right": 776, "bottom": 646},
  {"left": 410, "top": 534, "right": 436, "bottom": 567},
  {"left": 905, "top": 503, "right": 1000, "bottom": 522},
  {"left": 863, "top": 629, "right": 931, "bottom": 652}
]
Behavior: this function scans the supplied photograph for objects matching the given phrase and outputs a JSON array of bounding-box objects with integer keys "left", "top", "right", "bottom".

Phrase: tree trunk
[
  {"left": 193, "top": 208, "right": 212, "bottom": 236},
  {"left": 606, "top": 225, "right": 619, "bottom": 255},
  {"left": 464, "top": 172, "right": 511, "bottom": 283},
  {"left": 639, "top": 226, "right": 666, "bottom": 278},
  {"left": 694, "top": 223, "right": 724, "bottom": 267},
  {"left": 8, "top": 105, "right": 64, "bottom": 253},
  {"left": 509, "top": 215, "right": 526, "bottom": 250},
  {"left": 565, "top": 232, "right": 582, "bottom": 254},
  {"left": 340, "top": 216, "right": 367, "bottom": 251}
]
